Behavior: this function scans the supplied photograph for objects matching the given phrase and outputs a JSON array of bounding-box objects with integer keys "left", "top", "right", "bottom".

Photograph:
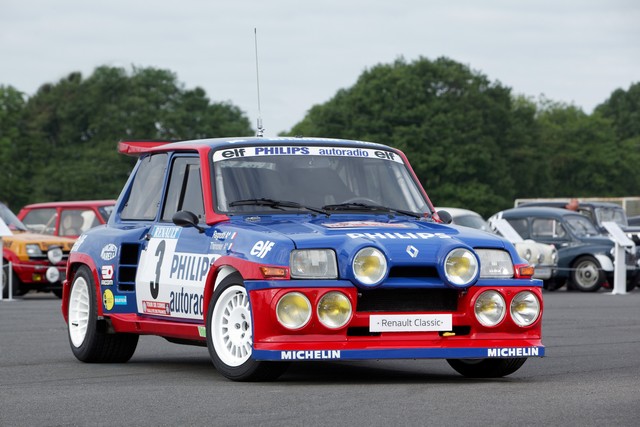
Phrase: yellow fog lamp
[
  {"left": 276, "top": 292, "right": 312, "bottom": 329},
  {"left": 317, "top": 291, "right": 352, "bottom": 329}
]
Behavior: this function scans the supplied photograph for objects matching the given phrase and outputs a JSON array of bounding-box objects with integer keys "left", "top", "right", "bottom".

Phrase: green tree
[
  {"left": 288, "top": 57, "right": 528, "bottom": 217},
  {"left": 0, "top": 85, "right": 26, "bottom": 206},
  {"left": 535, "top": 100, "right": 636, "bottom": 197},
  {"left": 595, "top": 82, "right": 640, "bottom": 141},
  {"left": 12, "top": 66, "right": 253, "bottom": 207}
]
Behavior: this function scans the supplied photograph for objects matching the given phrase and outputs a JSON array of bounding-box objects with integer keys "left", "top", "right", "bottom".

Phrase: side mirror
[
  {"left": 437, "top": 210, "right": 453, "bottom": 225},
  {"left": 172, "top": 210, "right": 205, "bottom": 233}
]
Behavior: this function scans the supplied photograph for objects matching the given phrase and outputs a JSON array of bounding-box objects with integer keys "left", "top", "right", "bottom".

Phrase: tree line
[{"left": 1, "top": 58, "right": 638, "bottom": 217}]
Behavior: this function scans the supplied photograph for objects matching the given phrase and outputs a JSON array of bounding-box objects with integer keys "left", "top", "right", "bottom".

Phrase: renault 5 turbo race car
[{"left": 62, "top": 137, "right": 544, "bottom": 381}]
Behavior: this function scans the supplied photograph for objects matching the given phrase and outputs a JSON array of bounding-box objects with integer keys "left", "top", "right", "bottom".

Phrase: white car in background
[{"left": 437, "top": 207, "right": 558, "bottom": 283}]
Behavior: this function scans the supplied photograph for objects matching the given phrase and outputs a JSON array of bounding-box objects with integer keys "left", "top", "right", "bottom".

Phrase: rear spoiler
[{"left": 118, "top": 140, "right": 174, "bottom": 156}]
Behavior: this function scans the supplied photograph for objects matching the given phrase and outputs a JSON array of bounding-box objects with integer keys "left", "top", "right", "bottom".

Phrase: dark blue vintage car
[{"left": 489, "top": 207, "right": 640, "bottom": 292}]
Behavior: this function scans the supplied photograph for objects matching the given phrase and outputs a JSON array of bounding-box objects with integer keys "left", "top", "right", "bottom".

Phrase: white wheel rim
[
  {"left": 575, "top": 261, "right": 599, "bottom": 288},
  {"left": 69, "top": 276, "right": 90, "bottom": 348},
  {"left": 211, "top": 286, "right": 252, "bottom": 367}
]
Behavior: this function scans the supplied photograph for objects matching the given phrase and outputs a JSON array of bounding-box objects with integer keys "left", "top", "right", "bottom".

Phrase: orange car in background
[{"left": 17, "top": 200, "right": 115, "bottom": 239}]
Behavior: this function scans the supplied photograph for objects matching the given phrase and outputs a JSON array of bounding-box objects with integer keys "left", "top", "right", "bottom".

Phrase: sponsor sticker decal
[
  {"left": 114, "top": 295, "right": 127, "bottom": 305},
  {"left": 213, "top": 146, "right": 404, "bottom": 163},
  {"left": 369, "top": 314, "right": 452, "bottom": 332},
  {"left": 487, "top": 347, "right": 540, "bottom": 357},
  {"left": 100, "top": 265, "right": 114, "bottom": 286},
  {"left": 323, "top": 221, "right": 411, "bottom": 229},
  {"left": 198, "top": 326, "right": 207, "bottom": 338},
  {"left": 103, "top": 289, "right": 114, "bottom": 311},
  {"left": 250, "top": 240, "right": 275, "bottom": 259},
  {"left": 100, "top": 244, "right": 118, "bottom": 261},
  {"left": 142, "top": 300, "right": 171, "bottom": 315},
  {"left": 280, "top": 350, "right": 341, "bottom": 360},
  {"left": 347, "top": 232, "right": 451, "bottom": 240},
  {"left": 150, "top": 226, "right": 181, "bottom": 239}
]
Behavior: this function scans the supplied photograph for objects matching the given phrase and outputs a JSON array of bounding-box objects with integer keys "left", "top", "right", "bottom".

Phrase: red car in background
[{"left": 17, "top": 200, "right": 115, "bottom": 239}]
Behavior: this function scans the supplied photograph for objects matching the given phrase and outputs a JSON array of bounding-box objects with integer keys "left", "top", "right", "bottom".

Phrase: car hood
[
  {"left": 230, "top": 215, "right": 512, "bottom": 267},
  {"left": 3, "top": 231, "right": 76, "bottom": 250}
]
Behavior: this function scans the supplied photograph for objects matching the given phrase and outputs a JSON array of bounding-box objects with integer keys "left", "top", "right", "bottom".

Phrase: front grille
[
  {"left": 356, "top": 288, "right": 458, "bottom": 312},
  {"left": 388, "top": 266, "right": 439, "bottom": 278}
]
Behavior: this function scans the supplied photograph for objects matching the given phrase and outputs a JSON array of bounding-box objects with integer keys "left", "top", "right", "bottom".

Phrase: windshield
[
  {"left": 0, "top": 203, "right": 27, "bottom": 231},
  {"left": 212, "top": 146, "right": 429, "bottom": 215},
  {"left": 594, "top": 207, "right": 627, "bottom": 227},
  {"left": 565, "top": 214, "right": 599, "bottom": 237}
]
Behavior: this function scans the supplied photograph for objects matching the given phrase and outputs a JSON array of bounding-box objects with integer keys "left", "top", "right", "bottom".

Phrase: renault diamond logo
[{"left": 406, "top": 245, "right": 419, "bottom": 258}]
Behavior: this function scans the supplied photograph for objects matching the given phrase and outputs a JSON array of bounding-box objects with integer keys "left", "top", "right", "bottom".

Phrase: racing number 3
[{"left": 150, "top": 240, "right": 166, "bottom": 299}]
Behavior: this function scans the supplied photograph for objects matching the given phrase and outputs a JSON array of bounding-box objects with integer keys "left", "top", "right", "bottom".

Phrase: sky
[{"left": 1, "top": 0, "right": 639, "bottom": 136}]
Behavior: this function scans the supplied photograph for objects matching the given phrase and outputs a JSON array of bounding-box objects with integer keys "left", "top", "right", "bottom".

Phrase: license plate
[{"left": 369, "top": 314, "right": 452, "bottom": 332}]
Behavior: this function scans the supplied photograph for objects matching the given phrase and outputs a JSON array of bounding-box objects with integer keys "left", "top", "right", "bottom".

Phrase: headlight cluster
[
  {"left": 275, "top": 291, "right": 352, "bottom": 330},
  {"left": 290, "top": 249, "right": 337, "bottom": 279},
  {"left": 475, "top": 249, "right": 514, "bottom": 278},
  {"left": 444, "top": 248, "right": 478, "bottom": 286},
  {"left": 474, "top": 290, "right": 541, "bottom": 327},
  {"left": 26, "top": 244, "right": 43, "bottom": 258},
  {"left": 353, "top": 247, "right": 387, "bottom": 286},
  {"left": 47, "top": 246, "right": 63, "bottom": 264}
]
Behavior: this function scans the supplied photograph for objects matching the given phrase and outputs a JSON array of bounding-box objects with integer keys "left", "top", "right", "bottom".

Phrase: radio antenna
[{"left": 254, "top": 28, "right": 264, "bottom": 137}]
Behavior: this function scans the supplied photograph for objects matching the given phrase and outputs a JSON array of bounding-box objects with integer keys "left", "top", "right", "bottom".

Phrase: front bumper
[
  {"left": 247, "top": 280, "right": 544, "bottom": 362},
  {"left": 12, "top": 260, "right": 66, "bottom": 287}
]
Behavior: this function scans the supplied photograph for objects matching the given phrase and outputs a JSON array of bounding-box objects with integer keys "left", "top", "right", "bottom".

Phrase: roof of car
[
  {"left": 118, "top": 136, "right": 393, "bottom": 156},
  {"left": 519, "top": 201, "right": 622, "bottom": 209},
  {"left": 500, "top": 206, "right": 587, "bottom": 218},
  {"left": 21, "top": 200, "right": 116, "bottom": 209}
]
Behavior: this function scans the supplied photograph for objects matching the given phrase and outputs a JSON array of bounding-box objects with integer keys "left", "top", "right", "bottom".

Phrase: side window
[
  {"left": 22, "top": 208, "right": 57, "bottom": 234},
  {"left": 60, "top": 209, "right": 95, "bottom": 236},
  {"left": 162, "top": 157, "right": 205, "bottom": 222},
  {"left": 532, "top": 218, "right": 567, "bottom": 239},
  {"left": 121, "top": 154, "right": 168, "bottom": 220},
  {"left": 507, "top": 218, "right": 529, "bottom": 238}
]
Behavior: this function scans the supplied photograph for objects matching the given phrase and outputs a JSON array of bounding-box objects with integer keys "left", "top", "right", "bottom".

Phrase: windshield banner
[{"left": 213, "top": 146, "right": 404, "bottom": 164}]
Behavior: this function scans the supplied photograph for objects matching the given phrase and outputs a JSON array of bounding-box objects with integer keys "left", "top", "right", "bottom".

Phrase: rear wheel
[
  {"left": 447, "top": 358, "right": 527, "bottom": 378},
  {"left": 68, "top": 266, "right": 138, "bottom": 362},
  {"left": 206, "top": 274, "right": 288, "bottom": 381},
  {"left": 571, "top": 256, "right": 605, "bottom": 292}
]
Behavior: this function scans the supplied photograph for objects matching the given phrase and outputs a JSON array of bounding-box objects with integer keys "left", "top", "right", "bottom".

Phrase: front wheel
[
  {"left": 447, "top": 358, "right": 527, "bottom": 378},
  {"left": 570, "top": 256, "right": 605, "bottom": 292},
  {"left": 2, "top": 264, "right": 22, "bottom": 298},
  {"left": 68, "top": 266, "right": 138, "bottom": 362},
  {"left": 206, "top": 274, "right": 288, "bottom": 381}
]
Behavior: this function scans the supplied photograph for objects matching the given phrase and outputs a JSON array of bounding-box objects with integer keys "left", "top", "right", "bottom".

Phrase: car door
[{"left": 135, "top": 154, "right": 213, "bottom": 321}]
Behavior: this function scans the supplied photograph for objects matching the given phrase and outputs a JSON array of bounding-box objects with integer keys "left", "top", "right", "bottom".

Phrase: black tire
[
  {"left": 447, "top": 358, "right": 527, "bottom": 378},
  {"left": 543, "top": 278, "right": 565, "bottom": 291},
  {"left": 570, "top": 256, "right": 605, "bottom": 292},
  {"left": 206, "top": 273, "right": 289, "bottom": 381},
  {"left": 1, "top": 263, "right": 21, "bottom": 298},
  {"left": 67, "top": 266, "right": 138, "bottom": 363}
]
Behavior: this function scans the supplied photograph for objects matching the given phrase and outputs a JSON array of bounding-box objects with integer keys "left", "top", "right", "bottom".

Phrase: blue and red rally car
[{"left": 62, "top": 137, "right": 544, "bottom": 381}]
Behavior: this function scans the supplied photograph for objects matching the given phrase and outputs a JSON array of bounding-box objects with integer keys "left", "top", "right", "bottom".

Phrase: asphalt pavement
[{"left": 1, "top": 289, "right": 640, "bottom": 426}]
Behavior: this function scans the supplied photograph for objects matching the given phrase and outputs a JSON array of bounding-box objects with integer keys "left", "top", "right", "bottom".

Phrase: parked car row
[{"left": 436, "top": 203, "right": 639, "bottom": 293}]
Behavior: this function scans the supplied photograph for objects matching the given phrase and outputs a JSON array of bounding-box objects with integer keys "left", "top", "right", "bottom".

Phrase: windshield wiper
[
  {"left": 229, "top": 198, "right": 328, "bottom": 216},
  {"left": 322, "top": 202, "right": 423, "bottom": 218}
]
